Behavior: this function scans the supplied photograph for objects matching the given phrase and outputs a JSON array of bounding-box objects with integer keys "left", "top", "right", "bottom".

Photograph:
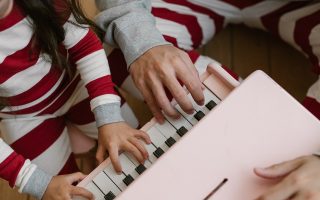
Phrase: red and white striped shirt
[{"left": 0, "top": 1, "right": 120, "bottom": 192}]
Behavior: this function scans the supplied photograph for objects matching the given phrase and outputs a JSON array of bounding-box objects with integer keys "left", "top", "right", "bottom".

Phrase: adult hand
[
  {"left": 130, "top": 45, "right": 204, "bottom": 123},
  {"left": 254, "top": 155, "right": 320, "bottom": 200},
  {"left": 43, "top": 172, "right": 93, "bottom": 200}
]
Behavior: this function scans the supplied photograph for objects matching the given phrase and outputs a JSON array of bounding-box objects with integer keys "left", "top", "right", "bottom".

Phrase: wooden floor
[{"left": 1, "top": 1, "right": 318, "bottom": 199}]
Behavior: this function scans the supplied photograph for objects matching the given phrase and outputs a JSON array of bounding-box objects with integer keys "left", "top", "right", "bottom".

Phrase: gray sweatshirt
[{"left": 95, "top": 0, "right": 170, "bottom": 67}]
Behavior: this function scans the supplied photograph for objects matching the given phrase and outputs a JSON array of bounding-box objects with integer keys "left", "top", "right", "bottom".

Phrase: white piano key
[
  {"left": 119, "top": 154, "right": 140, "bottom": 179},
  {"left": 147, "top": 126, "right": 167, "bottom": 147},
  {"left": 164, "top": 114, "right": 193, "bottom": 131},
  {"left": 175, "top": 104, "right": 198, "bottom": 125},
  {"left": 85, "top": 182, "right": 104, "bottom": 200},
  {"left": 154, "top": 121, "right": 180, "bottom": 141},
  {"left": 145, "top": 144, "right": 158, "bottom": 163},
  {"left": 93, "top": 172, "right": 121, "bottom": 196},
  {"left": 103, "top": 165, "right": 127, "bottom": 191}
]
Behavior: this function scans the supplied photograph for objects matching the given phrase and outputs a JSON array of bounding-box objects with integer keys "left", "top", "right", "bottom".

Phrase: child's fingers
[
  {"left": 129, "top": 137, "right": 149, "bottom": 160},
  {"left": 125, "top": 141, "right": 144, "bottom": 163},
  {"left": 65, "top": 172, "right": 87, "bottom": 184},
  {"left": 70, "top": 185, "right": 94, "bottom": 200},
  {"left": 134, "top": 130, "right": 151, "bottom": 144},
  {"left": 95, "top": 145, "right": 105, "bottom": 164},
  {"left": 109, "top": 144, "right": 122, "bottom": 173}
]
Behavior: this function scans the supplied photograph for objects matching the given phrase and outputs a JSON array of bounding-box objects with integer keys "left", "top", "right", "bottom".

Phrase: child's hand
[
  {"left": 96, "top": 122, "right": 151, "bottom": 173},
  {"left": 42, "top": 172, "right": 93, "bottom": 200}
]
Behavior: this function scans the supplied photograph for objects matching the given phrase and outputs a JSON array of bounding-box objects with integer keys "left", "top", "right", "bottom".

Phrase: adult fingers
[
  {"left": 129, "top": 137, "right": 149, "bottom": 160},
  {"left": 138, "top": 82, "right": 164, "bottom": 123},
  {"left": 178, "top": 53, "right": 204, "bottom": 106},
  {"left": 254, "top": 157, "right": 304, "bottom": 179},
  {"left": 109, "top": 144, "right": 122, "bottom": 173},
  {"left": 255, "top": 178, "right": 297, "bottom": 200},
  {"left": 70, "top": 185, "right": 94, "bottom": 200},
  {"left": 148, "top": 73, "right": 179, "bottom": 118}
]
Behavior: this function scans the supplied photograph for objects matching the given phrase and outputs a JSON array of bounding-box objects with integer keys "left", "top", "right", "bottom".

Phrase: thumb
[
  {"left": 96, "top": 145, "right": 106, "bottom": 164},
  {"left": 65, "top": 172, "right": 87, "bottom": 184},
  {"left": 254, "top": 157, "right": 304, "bottom": 179}
]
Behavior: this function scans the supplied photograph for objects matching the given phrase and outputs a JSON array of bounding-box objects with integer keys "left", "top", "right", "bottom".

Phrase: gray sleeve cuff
[
  {"left": 93, "top": 102, "right": 125, "bottom": 127},
  {"left": 22, "top": 168, "right": 53, "bottom": 200},
  {"left": 95, "top": 0, "right": 169, "bottom": 66}
]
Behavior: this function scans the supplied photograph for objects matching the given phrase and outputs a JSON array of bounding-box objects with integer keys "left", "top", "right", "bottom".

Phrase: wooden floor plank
[
  {"left": 269, "top": 35, "right": 317, "bottom": 102},
  {"left": 231, "top": 25, "right": 270, "bottom": 77}
]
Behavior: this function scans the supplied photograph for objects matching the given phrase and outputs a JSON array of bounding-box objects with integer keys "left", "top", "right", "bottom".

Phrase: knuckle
[{"left": 290, "top": 173, "right": 305, "bottom": 186}]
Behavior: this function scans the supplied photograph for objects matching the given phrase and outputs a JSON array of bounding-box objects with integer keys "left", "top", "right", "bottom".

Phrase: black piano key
[
  {"left": 165, "top": 137, "right": 176, "bottom": 147},
  {"left": 123, "top": 175, "right": 134, "bottom": 186},
  {"left": 153, "top": 147, "right": 165, "bottom": 158},
  {"left": 206, "top": 100, "right": 216, "bottom": 110},
  {"left": 194, "top": 111, "right": 205, "bottom": 121},
  {"left": 135, "top": 164, "right": 147, "bottom": 175},
  {"left": 104, "top": 191, "right": 116, "bottom": 200},
  {"left": 177, "top": 126, "right": 188, "bottom": 137}
]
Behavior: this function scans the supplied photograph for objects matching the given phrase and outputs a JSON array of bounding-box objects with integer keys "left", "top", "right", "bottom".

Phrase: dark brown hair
[{"left": 0, "top": 0, "right": 104, "bottom": 110}]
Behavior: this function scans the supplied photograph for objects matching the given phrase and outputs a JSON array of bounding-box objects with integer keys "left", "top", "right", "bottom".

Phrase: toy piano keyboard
[{"left": 75, "top": 63, "right": 320, "bottom": 200}]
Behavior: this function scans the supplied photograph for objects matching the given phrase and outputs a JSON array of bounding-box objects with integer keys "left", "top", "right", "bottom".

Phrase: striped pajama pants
[{"left": 1, "top": 0, "right": 319, "bottom": 176}]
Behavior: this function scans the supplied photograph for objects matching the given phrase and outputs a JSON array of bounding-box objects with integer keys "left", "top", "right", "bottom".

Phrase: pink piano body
[{"left": 77, "top": 63, "right": 320, "bottom": 200}]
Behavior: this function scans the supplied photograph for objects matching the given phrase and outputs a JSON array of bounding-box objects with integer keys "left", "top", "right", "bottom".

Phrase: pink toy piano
[{"left": 74, "top": 62, "right": 320, "bottom": 200}]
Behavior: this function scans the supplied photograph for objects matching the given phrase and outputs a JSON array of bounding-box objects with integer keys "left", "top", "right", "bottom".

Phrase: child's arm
[
  {"left": 63, "top": 14, "right": 151, "bottom": 171},
  {"left": 0, "top": 138, "right": 51, "bottom": 199},
  {"left": 0, "top": 139, "right": 93, "bottom": 200}
]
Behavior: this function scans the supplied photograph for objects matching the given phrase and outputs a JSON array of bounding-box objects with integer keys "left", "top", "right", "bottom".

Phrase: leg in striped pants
[{"left": 108, "top": 0, "right": 320, "bottom": 119}]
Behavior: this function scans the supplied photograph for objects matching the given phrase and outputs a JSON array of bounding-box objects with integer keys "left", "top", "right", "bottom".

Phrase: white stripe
[
  {"left": 0, "top": 56, "right": 51, "bottom": 97},
  {"left": 0, "top": 17, "right": 33, "bottom": 64},
  {"left": 309, "top": 24, "right": 320, "bottom": 66},
  {"left": 0, "top": 118, "right": 44, "bottom": 144},
  {"left": 279, "top": 3, "right": 320, "bottom": 53},
  {"left": 63, "top": 14, "right": 89, "bottom": 49},
  {"left": 32, "top": 128, "right": 71, "bottom": 175},
  {"left": 77, "top": 49, "right": 111, "bottom": 85},
  {"left": 72, "top": 122, "right": 98, "bottom": 139},
  {"left": 153, "top": 0, "right": 215, "bottom": 45},
  {"left": 1, "top": 71, "right": 66, "bottom": 112},
  {"left": 16, "top": 160, "right": 36, "bottom": 193},
  {"left": 0, "top": 139, "right": 14, "bottom": 163},
  {"left": 155, "top": 17, "right": 193, "bottom": 50},
  {"left": 188, "top": 0, "right": 240, "bottom": 25},
  {"left": 307, "top": 76, "right": 320, "bottom": 103},
  {"left": 242, "top": 1, "right": 289, "bottom": 29},
  {"left": 90, "top": 94, "right": 121, "bottom": 110}
]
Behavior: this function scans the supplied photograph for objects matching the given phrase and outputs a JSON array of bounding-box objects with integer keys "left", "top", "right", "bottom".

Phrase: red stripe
[
  {"left": 163, "top": 0, "right": 224, "bottom": 33},
  {"left": 68, "top": 29, "right": 103, "bottom": 64},
  {"left": 187, "top": 50, "right": 200, "bottom": 64},
  {"left": 108, "top": 49, "right": 129, "bottom": 86},
  {"left": 2, "top": 73, "right": 69, "bottom": 115},
  {"left": 152, "top": 7, "right": 203, "bottom": 49},
  {"left": 85, "top": 75, "right": 117, "bottom": 100},
  {"left": 11, "top": 118, "right": 65, "bottom": 160},
  {"left": 66, "top": 98, "right": 95, "bottom": 125},
  {"left": 294, "top": 10, "right": 320, "bottom": 73},
  {"left": 6, "top": 66, "right": 63, "bottom": 106},
  {"left": 261, "top": 2, "right": 309, "bottom": 36},
  {"left": 303, "top": 97, "right": 320, "bottom": 120},
  {"left": 58, "top": 154, "right": 79, "bottom": 175},
  {"left": 0, "top": 38, "right": 40, "bottom": 84},
  {"left": 0, "top": 152, "right": 25, "bottom": 187},
  {"left": 0, "top": 1, "right": 25, "bottom": 31},
  {"left": 38, "top": 75, "right": 81, "bottom": 115},
  {"left": 163, "top": 35, "right": 178, "bottom": 47},
  {"left": 222, "top": 0, "right": 263, "bottom": 9}
]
